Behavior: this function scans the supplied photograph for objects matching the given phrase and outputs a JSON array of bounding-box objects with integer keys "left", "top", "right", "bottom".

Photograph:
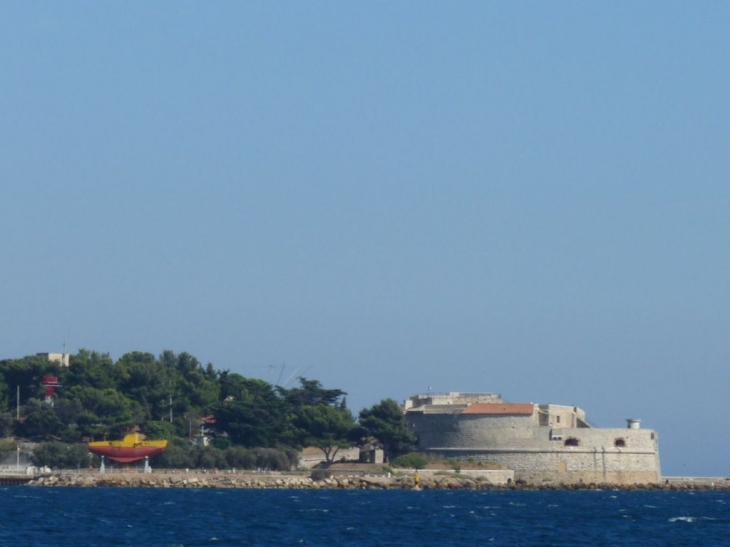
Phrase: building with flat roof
[{"left": 36, "top": 353, "right": 70, "bottom": 367}]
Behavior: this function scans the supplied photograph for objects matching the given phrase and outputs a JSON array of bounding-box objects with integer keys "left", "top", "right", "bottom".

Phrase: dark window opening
[
  {"left": 564, "top": 437, "right": 580, "bottom": 447},
  {"left": 614, "top": 438, "right": 626, "bottom": 448}
]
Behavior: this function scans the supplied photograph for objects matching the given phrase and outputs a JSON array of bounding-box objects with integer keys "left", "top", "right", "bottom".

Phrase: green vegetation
[
  {"left": 358, "top": 398, "right": 415, "bottom": 461},
  {"left": 0, "top": 350, "right": 416, "bottom": 469},
  {"left": 31, "top": 442, "right": 90, "bottom": 469},
  {"left": 391, "top": 452, "right": 431, "bottom": 470},
  {"left": 0, "top": 438, "right": 15, "bottom": 459},
  {"left": 309, "top": 467, "right": 332, "bottom": 481}
]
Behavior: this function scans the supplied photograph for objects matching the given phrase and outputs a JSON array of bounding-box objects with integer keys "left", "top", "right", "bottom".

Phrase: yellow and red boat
[{"left": 88, "top": 433, "right": 167, "bottom": 464}]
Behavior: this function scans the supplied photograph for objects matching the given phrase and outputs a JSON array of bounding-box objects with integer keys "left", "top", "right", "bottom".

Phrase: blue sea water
[{"left": 1, "top": 487, "right": 728, "bottom": 546}]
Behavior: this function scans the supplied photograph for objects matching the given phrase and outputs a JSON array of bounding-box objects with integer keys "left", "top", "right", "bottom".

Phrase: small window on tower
[
  {"left": 556, "top": 415, "right": 561, "bottom": 424},
  {"left": 614, "top": 438, "right": 626, "bottom": 448},
  {"left": 564, "top": 437, "right": 580, "bottom": 447}
]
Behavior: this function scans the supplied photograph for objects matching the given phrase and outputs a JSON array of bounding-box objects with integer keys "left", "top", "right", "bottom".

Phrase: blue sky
[{"left": 2, "top": 2, "right": 729, "bottom": 476}]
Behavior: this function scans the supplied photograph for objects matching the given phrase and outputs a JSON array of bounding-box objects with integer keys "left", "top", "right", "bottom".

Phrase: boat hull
[{"left": 88, "top": 434, "right": 168, "bottom": 464}]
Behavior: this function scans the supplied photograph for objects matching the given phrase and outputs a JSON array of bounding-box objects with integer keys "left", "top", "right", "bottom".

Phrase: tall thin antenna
[
  {"left": 281, "top": 367, "right": 301, "bottom": 388},
  {"left": 282, "top": 365, "right": 313, "bottom": 388},
  {"left": 275, "top": 364, "right": 286, "bottom": 387}
]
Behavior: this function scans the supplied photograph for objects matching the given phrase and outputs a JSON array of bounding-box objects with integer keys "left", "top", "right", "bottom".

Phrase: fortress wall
[
  {"left": 409, "top": 413, "right": 542, "bottom": 450},
  {"left": 428, "top": 448, "right": 660, "bottom": 485},
  {"left": 411, "top": 415, "right": 658, "bottom": 454},
  {"left": 410, "top": 413, "right": 661, "bottom": 485},
  {"left": 553, "top": 428, "right": 658, "bottom": 452}
]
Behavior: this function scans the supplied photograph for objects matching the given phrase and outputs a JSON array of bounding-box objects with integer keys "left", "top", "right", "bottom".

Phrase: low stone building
[
  {"left": 359, "top": 443, "right": 384, "bottom": 464},
  {"left": 405, "top": 392, "right": 660, "bottom": 485}
]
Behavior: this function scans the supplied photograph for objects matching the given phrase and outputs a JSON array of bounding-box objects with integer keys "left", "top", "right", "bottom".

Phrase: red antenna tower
[{"left": 42, "top": 376, "right": 62, "bottom": 405}]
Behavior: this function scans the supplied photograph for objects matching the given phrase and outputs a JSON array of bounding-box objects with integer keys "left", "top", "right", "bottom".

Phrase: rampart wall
[{"left": 407, "top": 409, "right": 661, "bottom": 485}]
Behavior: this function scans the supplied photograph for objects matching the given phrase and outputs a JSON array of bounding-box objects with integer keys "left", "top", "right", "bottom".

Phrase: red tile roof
[{"left": 461, "top": 403, "right": 534, "bottom": 415}]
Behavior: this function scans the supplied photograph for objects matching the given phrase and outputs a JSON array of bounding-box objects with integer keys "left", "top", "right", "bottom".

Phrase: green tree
[
  {"left": 53, "top": 398, "right": 86, "bottom": 442},
  {"left": 281, "top": 377, "right": 346, "bottom": 410},
  {"left": 0, "top": 370, "right": 9, "bottom": 411},
  {"left": 68, "top": 350, "right": 117, "bottom": 390},
  {"left": 171, "top": 351, "right": 219, "bottom": 413},
  {"left": 17, "top": 399, "right": 63, "bottom": 439},
  {"left": 31, "top": 442, "right": 91, "bottom": 469},
  {"left": 53, "top": 398, "right": 84, "bottom": 428},
  {"left": 155, "top": 440, "right": 196, "bottom": 469},
  {"left": 194, "top": 446, "right": 227, "bottom": 469},
  {"left": 69, "top": 386, "right": 144, "bottom": 437},
  {"left": 213, "top": 376, "right": 289, "bottom": 447},
  {"left": 253, "top": 447, "right": 298, "bottom": 471},
  {"left": 292, "top": 405, "right": 359, "bottom": 464},
  {"left": 117, "top": 352, "right": 172, "bottom": 422},
  {"left": 144, "top": 420, "right": 177, "bottom": 440},
  {"left": 225, "top": 446, "right": 256, "bottom": 469},
  {"left": 0, "top": 438, "right": 15, "bottom": 460},
  {"left": 0, "top": 411, "right": 14, "bottom": 437},
  {"left": 359, "top": 398, "right": 415, "bottom": 461}
]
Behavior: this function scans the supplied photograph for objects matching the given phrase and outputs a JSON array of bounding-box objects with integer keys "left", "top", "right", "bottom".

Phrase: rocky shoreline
[{"left": 24, "top": 472, "right": 730, "bottom": 491}]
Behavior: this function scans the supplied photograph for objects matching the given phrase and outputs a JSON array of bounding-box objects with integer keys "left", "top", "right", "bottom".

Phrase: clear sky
[{"left": 2, "top": 2, "right": 729, "bottom": 476}]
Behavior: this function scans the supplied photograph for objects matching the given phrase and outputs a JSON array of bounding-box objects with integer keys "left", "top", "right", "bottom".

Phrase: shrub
[
  {"left": 212, "top": 436, "right": 231, "bottom": 450},
  {"left": 225, "top": 446, "right": 256, "bottom": 469},
  {"left": 58, "top": 425, "right": 83, "bottom": 443},
  {"left": 195, "top": 446, "right": 227, "bottom": 469},
  {"left": 31, "top": 442, "right": 90, "bottom": 469},
  {"left": 391, "top": 452, "right": 429, "bottom": 470},
  {"left": 144, "top": 420, "right": 176, "bottom": 440},
  {"left": 155, "top": 443, "right": 196, "bottom": 469},
  {"left": 310, "top": 468, "right": 331, "bottom": 481},
  {"left": 447, "top": 459, "right": 461, "bottom": 473},
  {"left": 0, "top": 438, "right": 15, "bottom": 459},
  {"left": 255, "top": 448, "right": 295, "bottom": 471}
]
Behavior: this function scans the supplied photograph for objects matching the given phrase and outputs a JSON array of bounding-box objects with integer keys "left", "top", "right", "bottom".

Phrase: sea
[{"left": 1, "top": 486, "right": 728, "bottom": 546}]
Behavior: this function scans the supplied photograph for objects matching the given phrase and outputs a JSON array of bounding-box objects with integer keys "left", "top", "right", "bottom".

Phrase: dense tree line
[{"left": 0, "top": 350, "right": 415, "bottom": 468}]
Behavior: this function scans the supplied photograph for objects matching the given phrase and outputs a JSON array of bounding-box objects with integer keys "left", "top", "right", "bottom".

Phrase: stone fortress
[{"left": 404, "top": 392, "right": 661, "bottom": 485}]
